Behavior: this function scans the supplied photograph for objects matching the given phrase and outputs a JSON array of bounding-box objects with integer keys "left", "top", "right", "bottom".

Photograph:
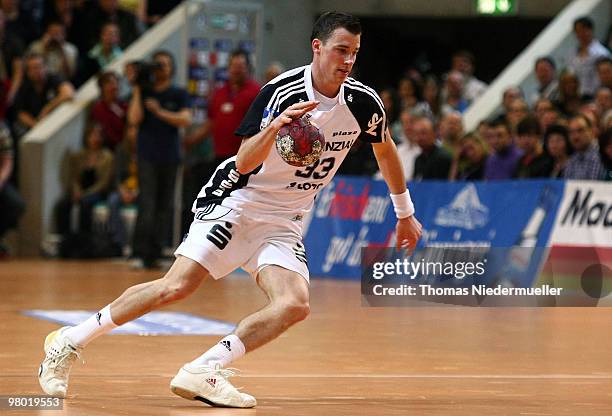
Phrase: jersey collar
[{"left": 305, "top": 64, "right": 346, "bottom": 106}]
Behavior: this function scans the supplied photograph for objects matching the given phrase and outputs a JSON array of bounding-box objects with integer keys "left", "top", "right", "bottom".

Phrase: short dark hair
[
  {"left": 153, "top": 49, "right": 175, "bottom": 74},
  {"left": 517, "top": 115, "right": 541, "bottom": 136},
  {"left": 96, "top": 71, "right": 118, "bottom": 89},
  {"left": 489, "top": 118, "right": 511, "bottom": 133},
  {"left": 535, "top": 56, "right": 556, "bottom": 70},
  {"left": 544, "top": 124, "right": 572, "bottom": 155},
  {"left": 453, "top": 49, "right": 475, "bottom": 66},
  {"left": 311, "top": 11, "right": 361, "bottom": 43},
  {"left": 229, "top": 49, "right": 251, "bottom": 70},
  {"left": 574, "top": 16, "right": 594, "bottom": 30}
]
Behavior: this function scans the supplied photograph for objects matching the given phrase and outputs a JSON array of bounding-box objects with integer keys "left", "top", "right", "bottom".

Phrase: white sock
[
  {"left": 64, "top": 305, "right": 118, "bottom": 347},
  {"left": 190, "top": 334, "right": 246, "bottom": 368}
]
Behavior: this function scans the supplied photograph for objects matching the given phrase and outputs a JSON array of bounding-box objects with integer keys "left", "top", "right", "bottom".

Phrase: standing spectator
[
  {"left": 441, "top": 70, "right": 468, "bottom": 115},
  {"left": 13, "top": 52, "right": 74, "bottom": 137},
  {"left": 72, "top": 0, "right": 141, "bottom": 54},
  {"left": 484, "top": 119, "right": 523, "bottom": 180},
  {"left": 529, "top": 56, "right": 559, "bottom": 106},
  {"left": 56, "top": 122, "right": 114, "bottom": 236},
  {"left": 554, "top": 71, "right": 582, "bottom": 117},
  {"left": 91, "top": 71, "right": 127, "bottom": 150},
  {"left": 544, "top": 124, "right": 573, "bottom": 178},
  {"left": 564, "top": 114, "right": 605, "bottom": 180},
  {"left": 183, "top": 50, "right": 259, "bottom": 166},
  {"left": 263, "top": 61, "right": 284, "bottom": 84},
  {"left": 599, "top": 127, "right": 612, "bottom": 181},
  {"left": 145, "top": 0, "right": 181, "bottom": 27},
  {"left": 0, "top": 123, "right": 25, "bottom": 257},
  {"left": 596, "top": 57, "right": 612, "bottom": 89},
  {"left": 514, "top": 115, "right": 553, "bottom": 178},
  {"left": 107, "top": 128, "right": 138, "bottom": 251},
  {"left": 28, "top": 20, "right": 78, "bottom": 80},
  {"left": 1, "top": 0, "right": 40, "bottom": 46},
  {"left": 0, "top": 8, "right": 24, "bottom": 107},
  {"left": 568, "top": 16, "right": 610, "bottom": 99},
  {"left": 413, "top": 116, "right": 452, "bottom": 180},
  {"left": 128, "top": 50, "right": 191, "bottom": 268},
  {"left": 449, "top": 133, "right": 488, "bottom": 181},
  {"left": 450, "top": 50, "right": 487, "bottom": 104}
]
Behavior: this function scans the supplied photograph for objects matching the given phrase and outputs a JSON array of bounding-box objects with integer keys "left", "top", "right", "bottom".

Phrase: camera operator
[{"left": 127, "top": 50, "right": 191, "bottom": 268}]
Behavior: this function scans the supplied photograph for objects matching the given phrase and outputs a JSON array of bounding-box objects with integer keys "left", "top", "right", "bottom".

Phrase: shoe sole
[{"left": 170, "top": 383, "right": 254, "bottom": 408}]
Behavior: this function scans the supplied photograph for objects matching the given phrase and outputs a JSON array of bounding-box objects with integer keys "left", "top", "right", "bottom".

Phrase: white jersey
[{"left": 193, "top": 65, "right": 388, "bottom": 227}]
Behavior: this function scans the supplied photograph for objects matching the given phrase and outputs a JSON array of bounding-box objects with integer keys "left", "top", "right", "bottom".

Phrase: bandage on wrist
[{"left": 390, "top": 191, "right": 415, "bottom": 219}]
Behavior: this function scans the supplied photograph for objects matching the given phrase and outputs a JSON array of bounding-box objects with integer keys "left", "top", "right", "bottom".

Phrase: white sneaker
[
  {"left": 38, "top": 327, "right": 82, "bottom": 398},
  {"left": 170, "top": 363, "right": 256, "bottom": 408}
]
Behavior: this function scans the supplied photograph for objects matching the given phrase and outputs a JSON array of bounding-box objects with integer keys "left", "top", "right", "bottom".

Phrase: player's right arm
[{"left": 235, "top": 101, "right": 318, "bottom": 174}]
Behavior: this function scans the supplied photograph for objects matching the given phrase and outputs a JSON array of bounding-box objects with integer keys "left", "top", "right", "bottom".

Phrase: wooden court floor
[{"left": 1, "top": 259, "right": 611, "bottom": 415}]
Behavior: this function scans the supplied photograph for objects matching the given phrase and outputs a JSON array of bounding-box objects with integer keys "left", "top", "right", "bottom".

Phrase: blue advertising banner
[{"left": 305, "top": 177, "right": 565, "bottom": 285}]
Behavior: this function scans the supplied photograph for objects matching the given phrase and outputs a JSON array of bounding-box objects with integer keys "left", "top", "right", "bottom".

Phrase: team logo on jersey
[
  {"left": 347, "top": 94, "right": 353, "bottom": 102},
  {"left": 332, "top": 130, "right": 357, "bottom": 138},
  {"left": 365, "top": 113, "right": 382, "bottom": 136},
  {"left": 260, "top": 107, "right": 278, "bottom": 130}
]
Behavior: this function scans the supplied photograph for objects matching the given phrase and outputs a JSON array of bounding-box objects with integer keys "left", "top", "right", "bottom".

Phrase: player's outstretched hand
[
  {"left": 395, "top": 215, "right": 422, "bottom": 251},
  {"left": 271, "top": 101, "right": 319, "bottom": 130}
]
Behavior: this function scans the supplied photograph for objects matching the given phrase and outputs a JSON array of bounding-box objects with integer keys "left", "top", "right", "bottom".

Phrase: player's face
[{"left": 314, "top": 28, "right": 360, "bottom": 86}]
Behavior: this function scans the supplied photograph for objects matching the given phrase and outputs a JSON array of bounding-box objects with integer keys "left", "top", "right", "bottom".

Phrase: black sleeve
[
  {"left": 345, "top": 86, "right": 388, "bottom": 144},
  {"left": 234, "top": 84, "right": 275, "bottom": 138}
]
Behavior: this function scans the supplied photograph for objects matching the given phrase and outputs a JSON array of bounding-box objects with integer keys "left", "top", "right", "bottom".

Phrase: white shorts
[{"left": 174, "top": 205, "right": 309, "bottom": 282}]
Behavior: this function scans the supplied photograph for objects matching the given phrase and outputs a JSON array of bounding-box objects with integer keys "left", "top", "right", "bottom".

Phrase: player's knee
[
  {"left": 280, "top": 298, "right": 310, "bottom": 324},
  {"left": 157, "top": 279, "right": 195, "bottom": 304}
]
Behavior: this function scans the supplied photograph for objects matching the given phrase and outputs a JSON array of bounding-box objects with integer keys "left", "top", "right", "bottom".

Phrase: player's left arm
[{"left": 371, "top": 129, "right": 422, "bottom": 250}]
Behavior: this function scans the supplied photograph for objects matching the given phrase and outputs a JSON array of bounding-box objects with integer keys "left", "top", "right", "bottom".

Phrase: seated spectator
[
  {"left": 397, "top": 76, "right": 421, "bottom": 111},
  {"left": 107, "top": 129, "right": 138, "bottom": 251},
  {"left": 375, "top": 108, "right": 421, "bottom": 181},
  {"left": 529, "top": 56, "right": 559, "bottom": 106},
  {"left": 554, "top": 71, "right": 582, "bottom": 117},
  {"left": 564, "top": 114, "right": 605, "bottom": 180},
  {"left": 533, "top": 98, "right": 557, "bottom": 132},
  {"left": 568, "top": 16, "right": 610, "bottom": 99},
  {"left": 56, "top": 122, "right": 114, "bottom": 236},
  {"left": 450, "top": 49, "right": 487, "bottom": 104},
  {"left": 544, "top": 124, "right": 573, "bottom": 178},
  {"left": 422, "top": 75, "right": 442, "bottom": 123},
  {"left": 91, "top": 71, "right": 126, "bottom": 150},
  {"left": 506, "top": 98, "right": 529, "bottom": 135},
  {"left": 439, "top": 111, "right": 464, "bottom": 154},
  {"left": 441, "top": 70, "right": 468, "bottom": 115},
  {"left": 493, "top": 86, "right": 522, "bottom": 124},
  {"left": 379, "top": 87, "right": 401, "bottom": 142},
  {"left": 596, "top": 57, "right": 612, "bottom": 90},
  {"left": 593, "top": 86, "right": 611, "bottom": 121},
  {"left": 28, "top": 20, "right": 78, "bottom": 80},
  {"left": 13, "top": 52, "right": 74, "bottom": 137},
  {"left": 0, "top": 123, "right": 25, "bottom": 257},
  {"left": 598, "top": 127, "right": 612, "bottom": 181},
  {"left": 514, "top": 115, "right": 553, "bottom": 178},
  {"left": 484, "top": 119, "right": 523, "bottom": 180},
  {"left": 449, "top": 133, "right": 488, "bottom": 181},
  {"left": 413, "top": 116, "right": 452, "bottom": 180}
]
